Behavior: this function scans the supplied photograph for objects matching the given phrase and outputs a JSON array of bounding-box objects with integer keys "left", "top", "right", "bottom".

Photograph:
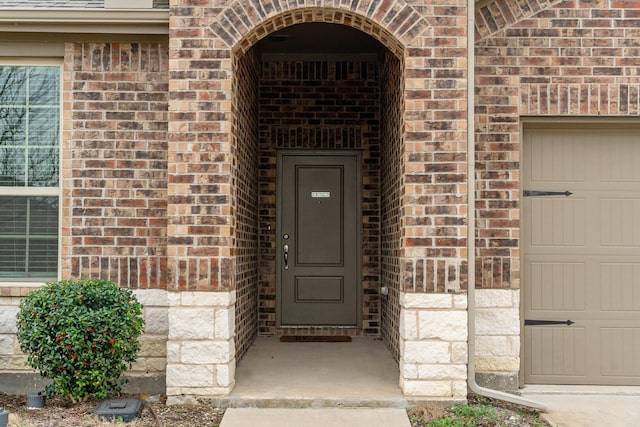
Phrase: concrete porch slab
[
  {"left": 227, "top": 337, "right": 407, "bottom": 408},
  {"left": 220, "top": 408, "right": 411, "bottom": 427}
]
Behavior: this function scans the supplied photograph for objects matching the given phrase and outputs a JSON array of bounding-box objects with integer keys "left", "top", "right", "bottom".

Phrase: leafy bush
[{"left": 16, "top": 279, "right": 144, "bottom": 402}]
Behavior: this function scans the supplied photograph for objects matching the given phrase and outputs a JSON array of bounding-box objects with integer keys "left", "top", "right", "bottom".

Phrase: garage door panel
[
  {"left": 528, "top": 198, "right": 586, "bottom": 247},
  {"left": 600, "top": 263, "right": 640, "bottom": 312},
  {"left": 527, "top": 133, "right": 587, "bottom": 184},
  {"left": 600, "top": 198, "right": 640, "bottom": 246},
  {"left": 524, "top": 125, "right": 640, "bottom": 385},
  {"left": 599, "top": 134, "right": 640, "bottom": 183},
  {"left": 528, "top": 261, "right": 585, "bottom": 311},
  {"left": 601, "top": 328, "right": 640, "bottom": 377},
  {"left": 526, "top": 326, "right": 587, "bottom": 379}
]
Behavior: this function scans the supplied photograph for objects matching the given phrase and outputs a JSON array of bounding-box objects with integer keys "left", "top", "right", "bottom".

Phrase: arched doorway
[{"left": 230, "top": 19, "right": 406, "bottom": 400}]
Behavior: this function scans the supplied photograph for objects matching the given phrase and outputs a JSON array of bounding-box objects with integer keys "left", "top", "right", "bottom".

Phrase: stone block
[
  {"left": 181, "top": 291, "right": 235, "bottom": 307},
  {"left": 144, "top": 307, "right": 169, "bottom": 335},
  {"left": 452, "top": 380, "right": 468, "bottom": 398},
  {"left": 475, "top": 289, "right": 516, "bottom": 308},
  {"left": 130, "top": 359, "right": 147, "bottom": 372},
  {"left": 216, "top": 359, "right": 235, "bottom": 387},
  {"left": 0, "top": 306, "right": 18, "bottom": 333},
  {"left": 166, "top": 364, "right": 214, "bottom": 388},
  {"left": 146, "top": 357, "right": 167, "bottom": 372},
  {"left": 401, "top": 379, "right": 452, "bottom": 397},
  {"left": 418, "top": 364, "right": 467, "bottom": 381},
  {"left": 0, "top": 355, "right": 28, "bottom": 370},
  {"left": 475, "top": 336, "right": 509, "bottom": 356},
  {"left": 138, "top": 336, "right": 167, "bottom": 357},
  {"left": 400, "top": 310, "right": 418, "bottom": 340},
  {"left": 453, "top": 294, "right": 467, "bottom": 309},
  {"left": 402, "top": 363, "right": 418, "bottom": 380},
  {"left": 0, "top": 297, "right": 22, "bottom": 306},
  {"left": 451, "top": 342, "right": 468, "bottom": 364},
  {"left": 0, "top": 335, "right": 14, "bottom": 355},
  {"left": 403, "top": 341, "right": 450, "bottom": 364},
  {"left": 168, "top": 309, "right": 214, "bottom": 339},
  {"left": 181, "top": 341, "right": 232, "bottom": 364},
  {"left": 475, "top": 308, "right": 520, "bottom": 336},
  {"left": 418, "top": 311, "right": 467, "bottom": 341},
  {"left": 167, "top": 292, "right": 182, "bottom": 306},
  {"left": 507, "top": 336, "right": 520, "bottom": 356},
  {"left": 401, "top": 293, "right": 453, "bottom": 309},
  {"left": 133, "top": 289, "right": 168, "bottom": 307},
  {"left": 166, "top": 341, "right": 180, "bottom": 363},
  {"left": 214, "top": 307, "right": 234, "bottom": 339},
  {"left": 475, "top": 355, "right": 520, "bottom": 372}
]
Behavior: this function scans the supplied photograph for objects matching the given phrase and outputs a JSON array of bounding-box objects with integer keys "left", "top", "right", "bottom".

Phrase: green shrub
[{"left": 16, "top": 279, "right": 144, "bottom": 402}]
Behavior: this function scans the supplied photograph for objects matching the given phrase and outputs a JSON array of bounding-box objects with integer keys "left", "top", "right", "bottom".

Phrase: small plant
[
  {"left": 16, "top": 279, "right": 144, "bottom": 402},
  {"left": 426, "top": 402, "right": 501, "bottom": 427}
]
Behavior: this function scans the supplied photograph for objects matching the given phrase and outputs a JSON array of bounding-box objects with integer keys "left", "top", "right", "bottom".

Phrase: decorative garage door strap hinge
[
  {"left": 523, "top": 190, "right": 573, "bottom": 197},
  {"left": 524, "top": 319, "right": 575, "bottom": 326}
]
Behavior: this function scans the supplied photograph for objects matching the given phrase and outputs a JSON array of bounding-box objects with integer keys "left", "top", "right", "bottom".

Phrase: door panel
[
  {"left": 277, "top": 153, "right": 360, "bottom": 327},
  {"left": 523, "top": 126, "right": 640, "bottom": 385}
]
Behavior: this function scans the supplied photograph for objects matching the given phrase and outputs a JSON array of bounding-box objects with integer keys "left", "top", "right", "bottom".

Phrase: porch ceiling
[{"left": 256, "top": 23, "right": 383, "bottom": 55}]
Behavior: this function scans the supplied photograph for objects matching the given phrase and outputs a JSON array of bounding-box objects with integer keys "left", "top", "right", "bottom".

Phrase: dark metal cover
[{"left": 94, "top": 398, "right": 143, "bottom": 422}]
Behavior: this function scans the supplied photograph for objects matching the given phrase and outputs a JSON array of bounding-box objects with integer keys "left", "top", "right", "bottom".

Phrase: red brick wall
[
  {"left": 232, "top": 49, "right": 260, "bottom": 360},
  {"left": 168, "top": 0, "right": 469, "bottom": 300},
  {"left": 257, "top": 57, "right": 382, "bottom": 336},
  {"left": 380, "top": 50, "right": 404, "bottom": 361},
  {"left": 474, "top": 0, "right": 640, "bottom": 289},
  {"left": 63, "top": 42, "right": 169, "bottom": 289}
]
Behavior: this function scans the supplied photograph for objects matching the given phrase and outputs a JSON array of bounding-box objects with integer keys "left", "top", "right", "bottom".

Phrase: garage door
[{"left": 523, "top": 123, "right": 640, "bottom": 385}]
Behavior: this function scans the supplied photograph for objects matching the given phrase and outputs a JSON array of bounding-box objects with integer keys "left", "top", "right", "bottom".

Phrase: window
[{"left": 0, "top": 65, "right": 60, "bottom": 280}]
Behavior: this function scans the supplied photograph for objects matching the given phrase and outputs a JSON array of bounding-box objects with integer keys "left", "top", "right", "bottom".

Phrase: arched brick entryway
[{"left": 166, "top": 0, "right": 470, "bottom": 404}]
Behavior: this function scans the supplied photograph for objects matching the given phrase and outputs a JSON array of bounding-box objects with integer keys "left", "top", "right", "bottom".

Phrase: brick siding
[
  {"left": 380, "top": 49, "right": 404, "bottom": 362},
  {"left": 63, "top": 42, "right": 169, "bottom": 289},
  {"left": 474, "top": 0, "right": 640, "bottom": 289},
  {"left": 232, "top": 49, "right": 260, "bottom": 361}
]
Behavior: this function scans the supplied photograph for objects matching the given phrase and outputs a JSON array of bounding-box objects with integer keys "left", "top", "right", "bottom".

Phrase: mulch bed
[{"left": 0, "top": 392, "right": 225, "bottom": 427}]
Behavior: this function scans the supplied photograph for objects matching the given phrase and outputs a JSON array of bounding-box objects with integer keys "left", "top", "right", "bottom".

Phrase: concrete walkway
[
  {"left": 220, "top": 408, "right": 411, "bottom": 427},
  {"left": 521, "top": 386, "right": 640, "bottom": 427}
]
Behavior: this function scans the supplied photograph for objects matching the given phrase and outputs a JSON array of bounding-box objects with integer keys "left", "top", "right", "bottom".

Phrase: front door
[{"left": 277, "top": 152, "right": 361, "bottom": 327}]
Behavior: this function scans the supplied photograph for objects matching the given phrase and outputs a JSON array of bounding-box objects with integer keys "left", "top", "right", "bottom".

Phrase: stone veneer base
[
  {"left": 399, "top": 292, "right": 468, "bottom": 400},
  {"left": 165, "top": 291, "right": 236, "bottom": 405}
]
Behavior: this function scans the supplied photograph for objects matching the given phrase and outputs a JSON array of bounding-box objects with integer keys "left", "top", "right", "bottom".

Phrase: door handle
[{"left": 283, "top": 244, "right": 289, "bottom": 270}]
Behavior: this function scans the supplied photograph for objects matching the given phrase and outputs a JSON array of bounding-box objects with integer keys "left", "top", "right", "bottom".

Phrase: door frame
[{"left": 275, "top": 150, "right": 363, "bottom": 329}]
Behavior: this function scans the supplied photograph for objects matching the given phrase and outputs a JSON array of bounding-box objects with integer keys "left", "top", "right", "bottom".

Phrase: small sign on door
[{"left": 311, "top": 191, "right": 331, "bottom": 198}]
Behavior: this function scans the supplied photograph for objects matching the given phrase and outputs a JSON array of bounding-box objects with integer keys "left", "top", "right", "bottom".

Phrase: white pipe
[{"left": 465, "top": 0, "right": 546, "bottom": 411}]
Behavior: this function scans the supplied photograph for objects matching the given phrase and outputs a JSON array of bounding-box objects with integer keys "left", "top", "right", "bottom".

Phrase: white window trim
[{"left": 0, "top": 60, "right": 63, "bottom": 287}]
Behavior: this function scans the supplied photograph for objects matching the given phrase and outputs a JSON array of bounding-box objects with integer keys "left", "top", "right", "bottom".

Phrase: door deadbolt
[{"left": 283, "top": 234, "right": 289, "bottom": 240}]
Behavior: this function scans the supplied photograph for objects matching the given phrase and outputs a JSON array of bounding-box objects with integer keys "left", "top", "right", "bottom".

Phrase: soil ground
[{"left": 1, "top": 393, "right": 549, "bottom": 426}]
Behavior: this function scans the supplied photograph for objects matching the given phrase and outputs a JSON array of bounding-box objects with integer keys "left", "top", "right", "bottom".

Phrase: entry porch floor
[{"left": 226, "top": 336, "right": 407, "bottom": 408}]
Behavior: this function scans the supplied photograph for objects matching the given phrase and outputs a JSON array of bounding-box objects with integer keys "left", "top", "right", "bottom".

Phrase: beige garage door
[{"left": 523, "top": 123, "right": 640, "bottom": 385}]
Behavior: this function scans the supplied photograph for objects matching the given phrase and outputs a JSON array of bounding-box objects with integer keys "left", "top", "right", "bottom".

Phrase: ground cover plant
[
  {"left": 16, "top": 279, "right": 145, "bottom": 402},
  {"left": 409, "top": 394, "right": 549, "bottom": 427}
]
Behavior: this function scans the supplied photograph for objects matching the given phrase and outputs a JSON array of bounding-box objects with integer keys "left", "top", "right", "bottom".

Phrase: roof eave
[{"left": 0, "top": 9, "right": 169, "bottom": 35}]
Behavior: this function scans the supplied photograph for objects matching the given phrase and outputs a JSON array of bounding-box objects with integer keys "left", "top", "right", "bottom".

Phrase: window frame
[{"left": 0, "top": 59, "right": 62, "bottom": 285}]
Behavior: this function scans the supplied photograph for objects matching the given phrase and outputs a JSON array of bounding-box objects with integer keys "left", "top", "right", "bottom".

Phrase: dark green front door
[{"left": 277, "top": 153, "right": 360, "bottom": 327}]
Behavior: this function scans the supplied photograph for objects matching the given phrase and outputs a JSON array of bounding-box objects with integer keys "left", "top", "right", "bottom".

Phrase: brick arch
[{"left": 209, "top": 1, "right": 430, "bottom": 57}]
